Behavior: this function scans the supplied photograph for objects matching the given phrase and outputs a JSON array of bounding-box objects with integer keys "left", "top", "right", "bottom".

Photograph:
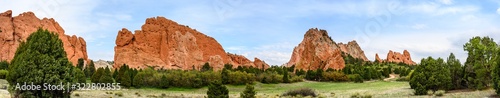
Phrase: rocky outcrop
[
  {"left": 376, "top": 50, "right": 415, "bottom": 65},
  {"left": 114, "top": 17, "right": 269, "bottom": 70},
  {"left": 338, "top": 41, "right": 368, "bottom": 61},
  {"left": 286, "top": 28, "right": 367, "bottom": 70},
  {"left": 94, "top": 59, "right": 113, "bottom": 69},
  {"left": 0, "top": 10, "right": 88, "bottom": 65},
  {"left": 375, "top": 53, "right": 382, "bottom": 63},
  {"left": 227, "top": 53, "right": 270, "bottom": 69}
]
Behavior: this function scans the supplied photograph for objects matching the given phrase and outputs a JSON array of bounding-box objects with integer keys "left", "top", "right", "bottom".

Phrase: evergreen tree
[
  {"left": 7, "top": 28, "right": 77, "bottom": 97},
  {"left": 201, "top": 62, "right": 212, "bottom": 72},
  {"left": 221, "top": 68, "right": 229, "bottom": 84},
  {"left": 410, "top": 57, "right": 452, "bottom": 95},
  {"left": 77, "top": 58, "right": 84, "bottom": 70},
  {"left": 240, "top": 84, "right": 256, "bottom": 98},
  {"left": 91, "top": 68, "right": 104, "bottom": 83},
  {"left": 283, "top": 71, "right": 290, "bottom": 83},
  {"left": 447, "top": 53, "right": 464, "bottom": 89},
  {"left": 0, "top": 60, "right": 8, "bottom": 70},
  {"left": 84, "top": 60, "right": 95, "bottom": 78},
  {"left": 207, "top": 81, "right": 229, "bottom": 98},
  {"left": 73, "top": 67, "right": 86, "bottom": 83},
  {"left": 116, "top": 64, "right": 129, "bottom": 83},
  {"left": 100, "top": 67, "right": 114, "bottom": 83},
  {"left": 121, "top": 70, "right": 132, "bottom": 87}
]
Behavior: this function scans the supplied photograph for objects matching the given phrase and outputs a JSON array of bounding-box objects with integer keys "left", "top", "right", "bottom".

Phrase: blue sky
[{"left": 2, "top": 0, "right": 500, "bottom": 65}]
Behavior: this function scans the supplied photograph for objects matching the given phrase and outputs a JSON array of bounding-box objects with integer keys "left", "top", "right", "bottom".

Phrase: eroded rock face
[
  {"left": 114, "top": 17, "right": 269, "bottom": 70},
  {"left": 338, "top": 41, "right": 368, "bottom": 61},
  {"left": 0, "top": 10, "right": 88, "bottom": 65},
  {"left": 380, "top": 50, "right": 416, "bottom": 65},
  {"left": 375, "top": 53, "right": 382, "bottom": 63},
  {"left": 286, "top": 28, "right": 367, "bottom": 70}
]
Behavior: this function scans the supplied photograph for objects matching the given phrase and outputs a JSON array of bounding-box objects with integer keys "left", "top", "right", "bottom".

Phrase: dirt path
[{"left": 384, "top": 74, "right": 399, "bottom": 81}]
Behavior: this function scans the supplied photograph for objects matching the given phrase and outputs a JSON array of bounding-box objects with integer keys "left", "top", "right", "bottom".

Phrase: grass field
[
  {"left": 71, "top": 80, "right": 495, "bottom": 98},
  {"left": 0, "top": 79, "right": 496, "bottom": 98}
]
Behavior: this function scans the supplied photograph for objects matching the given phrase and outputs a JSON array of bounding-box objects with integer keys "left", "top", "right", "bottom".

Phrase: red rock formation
[
  {"left": 338, "top": 41, "right": 368, "bottom": 61},
  {"left": 114, "top": 17, "right": 269, "bottom": 70},
  {"left": 375, "top": 53, "right": 382, "bottom": 63},
  {"left": 0, "top": 10, "right": 88, "bottom": 65},
  {"left": 381, "top": 50, "right": 416, "bottom": 65},
  {"left": 288, "top": 28, "right": 365, "bottom": 70},
  {"left": 253, "top": 58, "right": 270, "bottom": 69}
]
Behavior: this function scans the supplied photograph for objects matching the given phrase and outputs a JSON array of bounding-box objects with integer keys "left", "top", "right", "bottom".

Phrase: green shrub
[
  {"left": 348, "top": 74, "right": 363, "bottom": 83},
  {"left": 115, "top": 92, "right": 124, "bottom": 97},
  {"left": 426, "top": 90, "right": 434, "bottom": 96},
  {"left": 282, "top": 88, "right": 317, "bottom": 97},
  {"left": 227, "top": 71, "right": 254, "bottom": 85},
  {"left": 0, "top": 70, "right": 8, "bottom": 79},
  {"left": 322, "top": 71, "right": 349, "bottom": 82},
  {"left": 435, "top": 90, "right": 445, "bottom": 96}
]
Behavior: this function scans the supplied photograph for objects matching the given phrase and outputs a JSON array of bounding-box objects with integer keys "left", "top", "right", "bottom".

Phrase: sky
[{"left": 1, "top": 0, "right": 500, "bottom": 65}]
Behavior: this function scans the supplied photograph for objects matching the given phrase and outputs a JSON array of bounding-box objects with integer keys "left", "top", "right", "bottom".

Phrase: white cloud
[
  {"left": 411, "top": 24, "right": 428, "bottom": 29},
  {"left": 497, "top": 8, "right": 500, "bottom": 15},
  {"left": 437, "top": 0, "right": 453, "bottom": 5}
]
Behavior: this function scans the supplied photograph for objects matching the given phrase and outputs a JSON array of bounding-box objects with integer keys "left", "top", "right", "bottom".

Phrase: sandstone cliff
[
  {"left": 375, "top": 50, "right": 416, "bottom": 65},
  {"left": 114, "top": 17, "right": 269, "bottom": 70},
  {"left": 0, "top": 10, "right": 88, "bottom": 65},
  {"left": 338, "top": 41, "right": 368, "bottom": 61},
  {"left": 286, "top": 28, "right": 368, "bottom": 70}
]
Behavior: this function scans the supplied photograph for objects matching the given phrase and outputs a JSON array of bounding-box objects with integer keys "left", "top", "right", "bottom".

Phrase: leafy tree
[
  {"left": 207, "top": 81, "right": 229, "bottom": 98},
  {"left": 201, "top": 62, "right": 212, "bottom": 72},
  {"left": 91, "top": 68, "right": 104, "bottom": 83},
  {"left": 240, "top": 84, "right": 256, "bottom": 98},
  {"left": 0, "top": 60, "right": 8, "bottom": 70},
  {"left": 295, "top": 69, "right": 305, "bottom": 76},
  {"left": 493, "top": 50, "right": 500, "bottom": 95},
  {"left": 463, "top": 36, "right": 498, "bottom": 89},
  {"left": 77, "top": 58, "right": 84, "bottom": 70},
  {"left": 120, "top": 70, "right": 132, "bottom": 87},
  {"left": 7, "top": 28, "right": 77, "bottom": 97},
  {"left": 84, "top": 60, "right": 95, "bottom": 78}
]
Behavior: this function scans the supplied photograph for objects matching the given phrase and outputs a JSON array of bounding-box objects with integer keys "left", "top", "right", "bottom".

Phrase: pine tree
[
  {"left": 77, "top": 58, "right": 84, "bottom": 70},
  {"left": 240, "top": 84, "right": 256, "bottom": 98},
  {"left": 85, "top": 60, "right": 95, "bottom": 78},
  {"left": 100, "top": 67, "right": 114, "bottom": 83},
  {"left": 121, "top": 70, "right": 132, "bottom": 87},
  {"left": 92, "top": 68, "right": 104, "bottom": 83},
  {"left": 221, "top": 68, "right": 229, "bottom": 84}
]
